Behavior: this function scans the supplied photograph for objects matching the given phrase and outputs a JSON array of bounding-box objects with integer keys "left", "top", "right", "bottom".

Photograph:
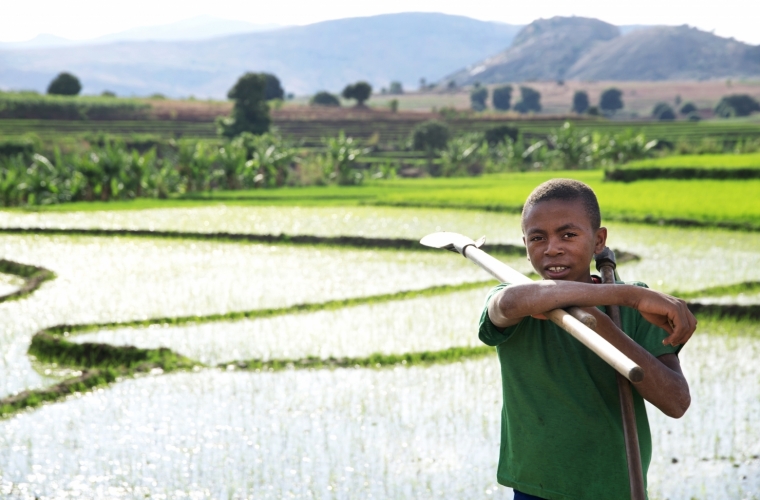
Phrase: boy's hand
[{"left": 634, "top": 289, "right": 697, "bottom": 346}]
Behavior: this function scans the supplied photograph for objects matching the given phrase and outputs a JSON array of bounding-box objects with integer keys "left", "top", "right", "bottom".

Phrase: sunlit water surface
[
  {"left": 1, "top": 329, "right": 758, "bottom": 499},
  {"left": 0, "top": 235, "right": 516, "bottom": 398},
  {"left": 2, "top": 206, "right": 759, "bottom": 294},
  {"left": 72, "top": 288, "right": 491, "bottom": 365}
]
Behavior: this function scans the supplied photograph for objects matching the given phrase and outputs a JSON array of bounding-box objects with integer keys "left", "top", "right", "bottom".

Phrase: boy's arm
[
  {"left": 487, "top": 281, "right": 696, "bottom": 347},
  {"left": 582, "top": 307, "right": 690, "bottom": 418},
  {"left": 488, "top": 282, "right": 693, "bottom": 418}
]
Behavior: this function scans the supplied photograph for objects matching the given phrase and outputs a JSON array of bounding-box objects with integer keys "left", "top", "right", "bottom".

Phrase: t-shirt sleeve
[
  {"left": 478, "top": 283, "right": 520, "bottom": 347},
  {"left": 624, "top": 281, "right": 682, "bottom": 358}
]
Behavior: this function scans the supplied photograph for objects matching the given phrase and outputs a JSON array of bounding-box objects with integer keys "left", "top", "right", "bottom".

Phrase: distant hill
[
  {"left": 443, "top": 17, "right": 618, "bottom": 86},
  {"left": 0, "top": 16, "right": 282, "bottom": 49},
  {"left": 567, "top": 25, "right": 760, "bottom": 80},
  {"left": 0, "top": 13, "right": 522, "bottom": 97},
  {"left": 443, "top": 17, "right": 760, "bottom": 85}
]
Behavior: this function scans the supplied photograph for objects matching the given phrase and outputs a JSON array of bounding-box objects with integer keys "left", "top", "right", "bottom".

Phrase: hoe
[{"left": 421, "top": 232, "right": 645, "bottom": 499}]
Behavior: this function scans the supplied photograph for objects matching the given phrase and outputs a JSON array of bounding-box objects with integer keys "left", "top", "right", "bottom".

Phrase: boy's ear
[
  {"left": 594, "top": 227, "right": 608, "bottom": 254},
  {"left": 522, "top": 235, "right": 529, "bottom": 260}
]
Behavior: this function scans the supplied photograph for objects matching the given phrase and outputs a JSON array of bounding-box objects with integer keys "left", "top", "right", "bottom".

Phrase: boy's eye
[{"left": 563, "top": 232, "right": 577, "bottom": 238}]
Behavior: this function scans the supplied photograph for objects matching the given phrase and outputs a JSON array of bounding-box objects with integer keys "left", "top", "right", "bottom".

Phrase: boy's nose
[{"left": 545, "top": 238, "right": 564, "bottom": 255}]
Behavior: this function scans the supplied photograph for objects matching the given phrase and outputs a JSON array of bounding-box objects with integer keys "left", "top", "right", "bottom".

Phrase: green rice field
[
  {"left": 12, "top": 169, "right": 760, "bottom": 229},
  {"left": 625, "top": 152, "right": 760, "bottom": 169},
  {"left": 0, "top": 172, "right": 758, "bottom": 498}
]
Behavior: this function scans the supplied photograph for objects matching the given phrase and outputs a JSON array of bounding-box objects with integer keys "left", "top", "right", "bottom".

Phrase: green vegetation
[
  {"left": 600, "top": 88, "right": 624, "bottom": 114},
  {"left": 470, "top": 86, "right": 488, "bottom": 112},
  {"left": 47, "top": 72, "right": 82, "bottom": 96},
  {"left": 14, "top": 170, "right": 760, "bottom": 230},
  {"left": 572, "top": 91, "right": 589, "bottom": 114},
  {"left": 262, "top": 73, "right": 285, "bottom": 101},
  {"left": 652, "top": 103, "right": 676, "bottom": 121},
  {"left": 341, "top": 81, "right": 372, "bottom": 107},
  {"left": 674, "top": 281, "right": 760, "bottom": 300},
  {"left": 606, "top": 152, "right": 760, "bottom": 181},
  {"left": 310, "top": 91, "right": 341, "bottom": 107},
  {"left": 0, "top": 258, "right": 56, "bottom": 302},
  {"left": 513, "top": 86, "right": 541, "bottom": 114},
  {"left": 217, "top": 73, "right": 271, "bottom": 138},
  {"left": 492, "top": 85, "right": 513, "bottom": 111},
  {"left": 715, "top": 94, "right": 760, "bottom": 118},
  {"left": 0, "top": 92, "right": 150, "bottom": 120}
]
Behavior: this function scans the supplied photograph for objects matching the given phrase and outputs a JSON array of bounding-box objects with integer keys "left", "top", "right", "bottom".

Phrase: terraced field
[{"left": 0, "top": 202, "right": 758, "bottom": 499}]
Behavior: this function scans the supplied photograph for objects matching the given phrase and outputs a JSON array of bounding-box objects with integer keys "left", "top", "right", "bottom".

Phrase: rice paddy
[{"left": 0, "top": 199, "right": 758, "bottom": 499}]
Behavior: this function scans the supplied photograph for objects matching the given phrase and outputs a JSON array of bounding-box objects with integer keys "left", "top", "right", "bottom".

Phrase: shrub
[
  {"left": 342, "top": 82, "right": 372, "bottom": 106},
  {"left": 310, "top": 91, "right": 341, "bottom": 107},
  {"left": 492, "top": 85, "right": 512, "bottom": 111},
  {"left": 513, "top": 86, "right": 541, "bottom": 114},
  {"left": 599, "top": 88, "right": 623, "bottom": 114},
  {"left": 411, "top": 121, "right": 450, "bottom": 152},
  {"left": 470, "top": 87, "right": 488, "bottom": 111},
  {"left": 652, "top": 103, "right": 676, "bottom": 121},
  {"left": 715, "top": 94, "right": 760, "bottom": 118},
  {"left": 679, "top": 102, "right": 697, "bottom": 115},
  {"left": 586, "top": 106, "right": 600, "bottom": 116},
  {"left": 217, "top": 72, "right": 271, "bottom": 138},
  {"left": 47, "top": 72, "right": 82, "bottom": 96},
  {"left": 484, "top": 125, "right": 518, "bottom": 145},
  {"left": 572, "top": 91, "right": 589, "bottom": 114}
]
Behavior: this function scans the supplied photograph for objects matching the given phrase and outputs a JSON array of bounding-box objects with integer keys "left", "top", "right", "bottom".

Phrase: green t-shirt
[{"left": 478, "top": 281, "right": 681, "bottom": 500}]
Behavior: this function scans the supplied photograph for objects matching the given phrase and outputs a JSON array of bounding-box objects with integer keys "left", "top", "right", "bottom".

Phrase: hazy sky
[{"left": 1, "top": 0, "right": 757, "bottom": 44}]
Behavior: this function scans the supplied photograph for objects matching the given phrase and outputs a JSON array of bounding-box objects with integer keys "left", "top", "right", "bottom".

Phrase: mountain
[
  {"left": 443, "top": 17, "right": 619, "bottom": 86},
  {"left": 0, "top": 13, "right": 523, "bottom": 97},
  {"left": 443, "top": 17, "right": 760, "bottom": 85},
  {"left": 566, "top": 25, "right": 760, "bottom": 80},
  {"left": 0, "top": 16, "right": 281, "bottom": 49}
]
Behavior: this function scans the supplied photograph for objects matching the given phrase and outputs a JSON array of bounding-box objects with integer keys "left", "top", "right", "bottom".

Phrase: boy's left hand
[{"left": 635, "top": 290, "right": 697, "bottom": 346}]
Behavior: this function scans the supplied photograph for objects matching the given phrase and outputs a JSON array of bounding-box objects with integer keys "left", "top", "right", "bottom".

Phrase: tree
[
  {"left": 715, "top": 94, "right": 760, "bottom": 118},
  {"left": 411, "top": 120, "right": 450, "bottom": 175},
  {"left": 389, "top": 81, "right": 404, "bottom": 95},
  {"left": 513, "top": 86, "right": 541, "bottom": 114},
  {"left": 652, "top": 103, "right": 676, "bottom": 121},
  {"left": 470, "top": 87, "right": 488, "bottom": 111},
  {"left": 217, "top": 72, "right": 271, "bottom": 138},
  {"left": 47, "top": 72, "right": 81, "bottom": 96},
  {"left": 310, "top": 91, "right": 341, "bottom": 107},
  {"left": 262, "top": 73, "right": 284, "bottom": 101},
  {"left": 342, "top": 81, "right": 372, "bottom": 106},
  {"left": 492, "top": 85, "right": 513, "bottom": 111},
  {"left": 599, "top": 88, "right": 623, "bottom": 114},
  {"left": 679, "top": 102, "right": 697, "bottom": 115},
  {"left": 572, "top": 91, "right": 589, "bottom": 114}
]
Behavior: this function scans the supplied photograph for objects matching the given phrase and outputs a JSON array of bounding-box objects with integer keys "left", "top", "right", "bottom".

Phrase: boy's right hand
[{"left": 632, "top": 288, "right": 697, "bottom": 346}]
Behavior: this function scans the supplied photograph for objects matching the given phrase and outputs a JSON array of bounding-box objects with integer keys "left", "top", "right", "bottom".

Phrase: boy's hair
[{"left": 522, "top": 179, "right": 601, "bottom": 230}]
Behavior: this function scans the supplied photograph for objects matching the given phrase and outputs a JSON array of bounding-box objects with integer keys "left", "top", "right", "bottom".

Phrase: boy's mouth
[{"left": 544, "top": 265, "right": 570, "bottom": 279}]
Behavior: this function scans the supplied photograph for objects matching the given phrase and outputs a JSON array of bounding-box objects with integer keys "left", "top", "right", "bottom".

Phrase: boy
[{"left": 479, "top": 179, "right": 696, "bottom": 500}]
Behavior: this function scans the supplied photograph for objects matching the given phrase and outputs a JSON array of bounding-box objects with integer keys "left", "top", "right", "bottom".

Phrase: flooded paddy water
[{"left": 0, "top": 206, "right": 758, "bottom": 499}]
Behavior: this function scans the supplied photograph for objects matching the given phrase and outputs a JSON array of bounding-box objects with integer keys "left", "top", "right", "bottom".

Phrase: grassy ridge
[
  {"left": 605, "top": 153, "right": 760, "bottom": 182},
  {"left": 624, "top": 153, "right": 760, "bottom": 169},
  {"left": 0, "top": 259, "right": 56, "bottom": 302}
]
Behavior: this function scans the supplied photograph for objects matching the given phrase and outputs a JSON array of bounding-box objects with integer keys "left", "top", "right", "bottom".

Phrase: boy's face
[{"left": 522, "top": 199, "right": 607, "bottom": 283}]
